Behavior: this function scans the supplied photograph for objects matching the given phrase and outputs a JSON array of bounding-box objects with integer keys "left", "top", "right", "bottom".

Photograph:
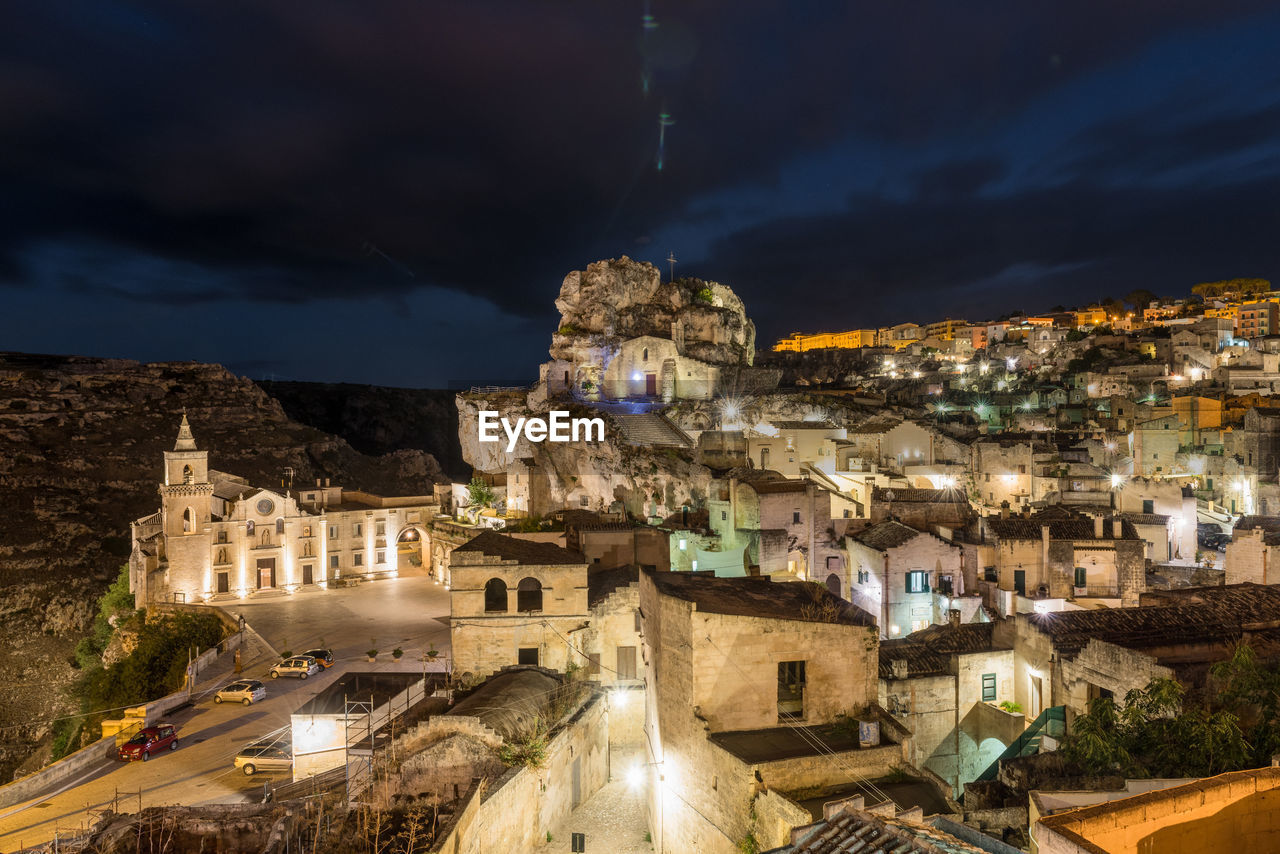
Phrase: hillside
[{"left": 0, "top": 352, "right": 447, "bottom": 780}]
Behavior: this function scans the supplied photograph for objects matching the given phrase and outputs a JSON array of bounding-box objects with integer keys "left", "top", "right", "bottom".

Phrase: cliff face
[
  {"left": 258, "top": 381, "right": 465, "bottom": 480},
  {"left": 0, "top": 352, "right": 447, "bottom": 780},
  {"left": 550, "top": 256, "right": 756, "bottom": 366}
]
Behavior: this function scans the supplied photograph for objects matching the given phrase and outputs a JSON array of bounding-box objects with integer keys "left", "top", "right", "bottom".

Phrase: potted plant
[
  {"left": 366, "top": 647, "right": 379, "bottom": 662},
  {"left": 392, "top": 647, "right": 404, "bottom": 660},
  {"left": 426, "top": 647, "right": 439, "bottom": 662}
]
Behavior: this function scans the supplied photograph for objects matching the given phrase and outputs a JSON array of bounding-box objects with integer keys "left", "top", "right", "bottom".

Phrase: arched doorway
[
  {"left": 396, "top": 526, "right": 430, "bottom": 576},
  {"left": 825, "top": 573, "right": 841, "bottom": 597}
]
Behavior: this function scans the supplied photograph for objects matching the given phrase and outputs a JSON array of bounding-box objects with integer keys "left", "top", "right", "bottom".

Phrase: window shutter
[{"left": 905, "top": 573, "right": 912, "bottom": 593}]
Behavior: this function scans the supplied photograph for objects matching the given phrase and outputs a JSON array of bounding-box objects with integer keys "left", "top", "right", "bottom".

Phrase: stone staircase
[{"left": 612, "top": 413, "right": 693, "bottom": 448}]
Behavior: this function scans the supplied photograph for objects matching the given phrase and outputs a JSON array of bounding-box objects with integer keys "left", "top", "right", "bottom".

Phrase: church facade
[{"left": 128, "top": 416, "right": 441, "bottom": 607}]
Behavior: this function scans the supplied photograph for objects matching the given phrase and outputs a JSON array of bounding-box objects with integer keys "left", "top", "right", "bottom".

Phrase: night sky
[{"left": 4, "top": 2, "right": 1280, "bottom": 387}]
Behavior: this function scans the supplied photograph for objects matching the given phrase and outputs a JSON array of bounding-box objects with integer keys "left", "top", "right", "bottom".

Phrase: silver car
[
  {"left": 234, "top": 744, "right": 293, "bottom": 775},
  {"left": 214, "top": 679, "right": 267, "bottom": 705},
  {"left": 269, "top": 655, "right": 321, "bottom": 679}
]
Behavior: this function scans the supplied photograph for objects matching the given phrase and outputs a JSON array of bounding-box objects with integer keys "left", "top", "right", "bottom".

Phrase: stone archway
[{"left": 396, "top": 525, "right": 431, "bottom": 576}]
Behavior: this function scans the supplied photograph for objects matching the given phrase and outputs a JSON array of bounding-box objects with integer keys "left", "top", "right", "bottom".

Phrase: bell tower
[{"left": 161, "top": 413, "right": 213, "bottom": 539}]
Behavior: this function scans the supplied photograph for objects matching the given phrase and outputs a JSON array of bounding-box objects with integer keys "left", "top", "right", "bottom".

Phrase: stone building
[
  {"left": 639, "top": 570, "right": 901, "bottom": 854},
  {"left": 708, "top": 473, "right": 844, "bottom": 582},
  {"left": 1005, "top": 583, "right": 1280, "bottom": 718},
  {"left": 982, "top": 506, "right": 1145, "bottom": 611},
  {"left": 846, "top": 521, "right": 965, "bottom": 638},
  {"left": 745, "top": 421, "right": 847, "bottom": 477},
  {"left": 879, "top": 621, "right": 1019, "bottom": 794},
  {"left": 1224, "top": 515, "right": 1280, "bottom": 584},
  {"left": 448, "top": 531, "right": 590, "bottom": 679},
  {"left": 128, "top": 416, "right": 439, "bottom": 606},
  {"left": 868, "top": 486, "right": 973, "bottom": 532}
]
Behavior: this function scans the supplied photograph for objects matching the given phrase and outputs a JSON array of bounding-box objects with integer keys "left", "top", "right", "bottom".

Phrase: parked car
[
  {"left": 301, "top": 648, "right": 334, "bottom": 668},
  {"left": 214, "top": 679, "right": 267, "bottom": 706},
  {"left": 269, "top": 655, "right": 321, "bottom": 679},
  {"left": 234, "top": 744, "right": 293, "bottom": 776},
  {"left": 118, "top": 724, "right": 178, "bottom": 761}
]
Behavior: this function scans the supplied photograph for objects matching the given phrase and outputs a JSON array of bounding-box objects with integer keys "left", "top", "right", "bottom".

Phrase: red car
[{"left": 118, "top": 724, "right": 179, "bottom": 761}]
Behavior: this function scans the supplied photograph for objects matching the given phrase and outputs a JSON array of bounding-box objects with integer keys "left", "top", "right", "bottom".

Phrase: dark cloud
[{"left": 1, "top": 1, "right": 1279, "bottom": 383}]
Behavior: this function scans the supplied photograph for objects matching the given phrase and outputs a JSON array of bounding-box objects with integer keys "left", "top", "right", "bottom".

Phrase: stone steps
[{"left": 611, "top": 414, "right": 692, "bottom": 448}]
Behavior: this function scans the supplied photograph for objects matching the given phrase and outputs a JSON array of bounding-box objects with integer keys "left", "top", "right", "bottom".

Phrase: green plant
[
  {"left": 280, "top": 649, "right": 292, "bottom": 658},
  {"left": 499, "top": 723, "right": 550, "bottom": 768},
  {"left": 426, "top": 647, "right": 439, "bottom": 659},
  {"left": 999, "top": 700, "right": 1023, "bottom": 714},
  {"left": 644, "top": 831, "right": 652, "bottom": 843},
  {"left": 694, "top": 286, "right": 714, "bottom": 304},
  {"left": 546, "top": 831, "right": 553, "bottom": 843},
  {"left": 392, "top": 647, "right": 404, "bottom": 659},
  {"left": 367, "top": 648, "right": 379, "bottom": 658},
  {"left": 467, "top": 477, "right": 495, "bottom": 508}
]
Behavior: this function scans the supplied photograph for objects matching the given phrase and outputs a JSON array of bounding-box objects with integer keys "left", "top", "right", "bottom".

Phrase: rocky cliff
[
  {"left": 258, "top": 381, "right": 465, "bottom": 480},
  {"left": 0, "top": 352, "right": 448, "bottom": 780},
  {"left": 550, "top": 256, "right": 756, "bottom": 366}
]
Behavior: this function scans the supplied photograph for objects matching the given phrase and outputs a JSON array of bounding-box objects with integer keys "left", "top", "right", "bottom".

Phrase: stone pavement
[{"left": 533, "top": 750, "right": 653, "bottom": 854}]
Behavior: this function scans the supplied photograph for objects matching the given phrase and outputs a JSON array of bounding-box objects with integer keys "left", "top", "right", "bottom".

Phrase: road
[{"left": 0, "top": 575, "right": 452, "bottom": 852}]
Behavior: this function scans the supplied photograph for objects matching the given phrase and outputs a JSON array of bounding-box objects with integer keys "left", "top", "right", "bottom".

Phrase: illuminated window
[{"left": 906, "top": 571, "right": 930, "bottom": 593}]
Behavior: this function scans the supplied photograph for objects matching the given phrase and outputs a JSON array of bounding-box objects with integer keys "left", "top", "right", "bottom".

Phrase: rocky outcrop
[{"left": 551, "top": 256, "right": 756, "bottom": 366}]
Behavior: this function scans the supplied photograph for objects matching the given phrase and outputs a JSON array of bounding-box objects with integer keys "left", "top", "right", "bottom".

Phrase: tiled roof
[
  {"left": 849, "top": 420, "right": 899, "bottom": 434},
  {"left": 768, "top": 807, "right": 989, "bottom": 854},
  {"left": 1233, "top": 515, "right": 1280, "bottom": 533},
  {"left": 1027, "top": 583, "right": 1280, "bottom": 658},
  {"left": 453, "top": 530, "right": 586, "bottom": 565},
  {"left": 855, "top": 520, "right": 926, "bottom": 552},
  {"left": 750, "top": 479, "right": 813, "bottom": 495},
  {"left": 1119, "top": 512, "right": 1170, "bottom": 526},
  {"left": 770, "top": 421, "right": 841, "bottom": 430},
  {"left": 587, "top": 565, "right": 640, "bottom": 608},
  {"left": 872, "top": 487, "right": 967, "bottom": 504},
  {"left": 986, "top": 507, "right": 1140, "bottom": 541},
  {"left": 879, "top": 623, "right": 1005, "bottom": 679},
  {"left": 645, "top": 570, "right": 877, "bottom": 627}
]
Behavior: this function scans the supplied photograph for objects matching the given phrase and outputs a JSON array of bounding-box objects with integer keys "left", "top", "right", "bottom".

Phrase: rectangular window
[
  {"left": 353, "top": 552, "right": 363, "bottom": 567},
  {"left": 518, "top": 647, "right": 539, "bottom": 666},
  {"left": 354, "top": 523, "right": 363, "bottom": 537},
  {"left": 617, "top": 646, "right": 637, "bottom": 680},
  {"left": 217, "top": 531, "right": 227, "bottom": 544},
  {"left": 1142, "top": 499, "right": 1154, "bottom": 514},
  {"left": 376, "top": 550, "right": 385, "bottom": 564},
  {"left": 778, "top": 661, "right": 806, "bottom": 720},
  {"left": 792, "top": 510, "right": 801, "bottom": 524},
  {"left": 376, "top": 521, "right": 386, "bottom": 536},
  {"left": 937, "top": 575, "right": 953, "bottom": 595},
  {"left": 982, "top": 672, "right": 997, "bottom": 702},
  {"left": 587, "top": 653, "right": 600, "bottom": 676},
  {"left": 329, "top": 526, "right": 337, "bottom": 539},
  {"left": 678, "top": 538, "right": 687, "bottom": 551},
  {"left": 906, "top": 570, "right": 930, "bottom": 593},
  {"left": 721, "top": 510, "right": 727, "bottom": 521},
  {"left": 330, "top": 555, "right": 339, "bottom": 569},
  {"left": 634, "top": 610, "right": 641, "bottom": 633},
  {"left": 1075, "top": 566, "right": 1087, "bottom": 587}
]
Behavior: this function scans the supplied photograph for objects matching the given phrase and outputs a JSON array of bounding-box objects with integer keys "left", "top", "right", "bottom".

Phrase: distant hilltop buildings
[{"left": 774, "top": 280, "right": 1280, "bottom": 354}]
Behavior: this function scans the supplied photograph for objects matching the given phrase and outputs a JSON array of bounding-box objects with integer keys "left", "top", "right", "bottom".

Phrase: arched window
[
  {"left": 642, "top": 347, "right": 649, "bottom": 362},
  {"left": 760, "top": 447, "right": 770, "bottom": 469},
  {"left": 484, "top": 578, "right": 509, "bottom": 612},
  {"left": 825, "top": 573, "right": 841, "bottom": 597},
  {"left": 182, "top": 507, "right": 193, "bottom": 533},
  {"left": 517, "top": 577, "right": 543, "bottom": 612},
  {"left": 276, "top": 518, "right": 285, "bottom": 535},
  {"left": 246, "top": 520, "right": 255, "bottom": 536},
  {"left": 182, "top": 465, "right": 193, "bottom": 484}
]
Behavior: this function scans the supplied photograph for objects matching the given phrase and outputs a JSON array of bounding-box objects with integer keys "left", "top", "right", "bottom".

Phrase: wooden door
[
  {"left": 645, "top": 373, "right": 657, "bottom": 395},
  {"left": 257, "top": 558, "right": 276, "bottom": 589}
]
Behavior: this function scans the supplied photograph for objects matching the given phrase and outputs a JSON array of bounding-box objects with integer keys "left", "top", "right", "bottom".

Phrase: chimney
[
  {"left": 947, "top": 609, "right": 961, "bottom": 629},
  {"left": 325, "top": 477, "right": 331, "bottom": 487},
  {"left": 1094, "top": 515, "right": 1104, "bottom": 538},
  {"left": 1112, "top": 516, "right": 1123, "bottom": 538},
  {"left": 1000, "top": 501, "right": 1010, "bottom": 519},
  {"left": 315, "top": 478, "right": 321, "bottom": 487},
  {"left": 891, "top": 659, "right": 909, "bottom": 680}
]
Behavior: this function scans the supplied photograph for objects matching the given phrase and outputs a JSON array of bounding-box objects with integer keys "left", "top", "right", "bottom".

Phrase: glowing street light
[{"left": 1110, "top": 473, "right": 1125, "bottom": 489}]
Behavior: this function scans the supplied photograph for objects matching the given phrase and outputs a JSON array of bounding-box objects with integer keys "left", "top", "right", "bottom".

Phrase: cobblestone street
[{"left": 534, "top": 749, "right": 653, "bottom": 854}]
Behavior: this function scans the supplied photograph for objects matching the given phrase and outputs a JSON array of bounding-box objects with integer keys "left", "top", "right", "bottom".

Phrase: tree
[
  {"left": 466, "top": 477, "right": 495, "bottom": 508},
  {"left": 1193, "top": 278, "right": 1271, "bottom": 299},
  {"left": 1125, "top": 289, "right": 1158, "bottom": 309}
]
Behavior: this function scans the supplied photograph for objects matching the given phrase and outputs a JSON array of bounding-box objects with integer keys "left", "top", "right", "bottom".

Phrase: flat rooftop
[
  {"left": 292, "top": 672, "right": 423, "bottom": 716},
  {"left": 709, "top": 723, "right": 871, "bottom": 764},
  {"left": 646, "top": 570, "right": 877, "bottom": 627}
]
